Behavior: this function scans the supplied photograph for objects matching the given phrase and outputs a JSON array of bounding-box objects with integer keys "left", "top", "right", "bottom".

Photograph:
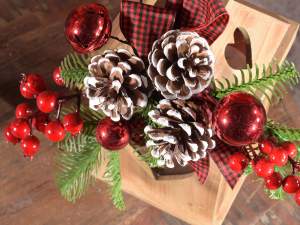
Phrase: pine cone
[
  {"left": 145, "top": 99, "right": 216, "bottom": 168},
  {"left": 147, "top": 30, "right": 214, "bottom": 100},
  {"left": 84, "top": 49, "right": 149, "bottom": 121}
]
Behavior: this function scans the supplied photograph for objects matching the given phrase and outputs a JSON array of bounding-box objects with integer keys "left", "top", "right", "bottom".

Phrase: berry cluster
[
  {"left": 4, "top": 70, "right": 83, "bottom": 158},
  {"left": 229, "top": 138, "right": 300, "bottom": 206}
]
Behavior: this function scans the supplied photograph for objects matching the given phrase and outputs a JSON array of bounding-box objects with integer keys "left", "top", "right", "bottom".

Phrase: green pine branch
[
  {"left": 213, "top": 62, "right": 300, "bottom": 105},
  {"left": 104, "top": 152, "right": 125, "bottom": 210},
  {"left": 266, "top": 121, "right": 300, "bottom": 142},
  {"left": 60, "top": 52, "right": 90, "bottom": 90},
  {"left": 265, "top": 187, "right": 285, "bottom": 200},
  {"left": 56, "top": 133, "right": 102, "bottom": 202}
]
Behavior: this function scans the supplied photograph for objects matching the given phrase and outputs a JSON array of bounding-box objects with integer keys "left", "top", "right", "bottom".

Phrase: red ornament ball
[
  {"left": 258, "top": 139, "right": 274, "bottom": 155},
  {"left": 36, "top": 91, "right": 58, "bottom": 113},
  {"left": 10, "top": 119, "right": 31, "bottom": 139},
  {"left": 52, "top": 67, "right": 64, "bottom": 86},
  {"left": 295, "top": 190, "right": 300, "bottom": 206},
  {"left": 254, "top": 158, "right": 274, "bottom": 178},
  {"left": 63, "top": 113, "right": 84, "bottom": 135},
  {"left": 281, "top": 142, "right": 297, "bottom": 159},
  {"left": 32, "top": 112, "right": 49, "bottom": 133},
  {"left": 269, "top": 147, "right": 288, "bottom": 167},
  {"left": 228, "top": 152, "right": 249, "bottom": 172},
  {"left": 20, "top": 73, "right": 46, "bottom": 98},
  {"left": 45, "top": 120, "right": 66, "bottom": 142},
  {"left": 4, "top": 124, "right": 19, "bottom": 144},
  {"left": 15, "top": 103, "right": 34, "bottom": 119},
  {"left": 21, "top": 135, "right": 40, "bottom": 158},
  {"left": 213, "top": 92, "right": 267, "bottom": 146},
  {"left": 65, "top": 3, "right": 112, "bottom": 53},
  {"left": 282, "top": 175, "right": 300, "bottom": 193},
  {"left": 96, "top": 117, "right": 130, "bottom": 150},
  {"left": 264, "top": 172, "right": 282, "bottom": 190}
]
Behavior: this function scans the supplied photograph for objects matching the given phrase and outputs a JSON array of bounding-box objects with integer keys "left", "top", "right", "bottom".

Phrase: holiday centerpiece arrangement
[{"left": 4, "top": 0, "right": 300, "bottom": 212}]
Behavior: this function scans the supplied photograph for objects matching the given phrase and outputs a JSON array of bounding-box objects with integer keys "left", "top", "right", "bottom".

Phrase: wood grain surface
[{"left": 0, "top": 1, "right": 300, "bottom": 225}]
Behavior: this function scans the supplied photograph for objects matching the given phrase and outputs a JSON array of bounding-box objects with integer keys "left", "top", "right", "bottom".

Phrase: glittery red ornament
[
  {"left": 65, "top": 3, "right": 111, "bottom": 53},
  {"left": 96, "top": 117, "right": 130, "bottom": 150},
  {"left": 213, "top": 92, "right": 266, "bottom": 146}
]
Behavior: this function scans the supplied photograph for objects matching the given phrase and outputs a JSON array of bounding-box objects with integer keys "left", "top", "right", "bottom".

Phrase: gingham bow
[{"left": 120, "top": 0, "right": 229, "bottom": 59}]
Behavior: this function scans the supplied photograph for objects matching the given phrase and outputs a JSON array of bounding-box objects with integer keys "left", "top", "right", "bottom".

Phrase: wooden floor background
[{"left": 1, "top": 0, "right": 300, "bottom": 225}]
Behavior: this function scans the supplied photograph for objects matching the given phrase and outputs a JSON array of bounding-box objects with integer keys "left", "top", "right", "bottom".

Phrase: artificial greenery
[
  {"left": 266, "top": 121, "right": 300, "bottom": 142},
  {"left": 213, "top": 62, "right": 300, "bottom": 105},
  {"left": 265, "top": 187, "right": 285, "bottom": 200},
  {"left": 104, "top": 152, "right": 125, "bottom": 210}
]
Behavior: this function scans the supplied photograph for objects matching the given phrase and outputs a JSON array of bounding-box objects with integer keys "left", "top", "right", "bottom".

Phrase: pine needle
[{"left": 266, "top": 120, "right": 300, "bottom": 142}]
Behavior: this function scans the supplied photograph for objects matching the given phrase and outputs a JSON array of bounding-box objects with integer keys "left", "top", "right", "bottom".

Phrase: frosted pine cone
[
  {"left": 147, "top": 30, "right": 214, "bottom": 100},
  {"left": 84, "top": 49, "right": 149, "bottom": 121},
  {"left": 145, "top": 99, "right": 216, "bottom": 168}
]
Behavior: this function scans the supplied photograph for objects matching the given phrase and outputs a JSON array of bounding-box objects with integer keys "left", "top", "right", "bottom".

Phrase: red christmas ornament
[
  {"left": 228, "top": 152, "right": 249, "bottom": 172},
  {"left": 264, "top": 172, "right": 282, "bottom": 190},
  {"left": 15, "top": 103, "right": 34, "bottom": 119},
  {"left": 45, "top": 120, "right": 66, "bottom": 142},
  {"left": 63, "top": 113, "right": 84, "bottom": 135},
  {"left": 258, "top": 139, "right": 274, "bottom": 155},
  {"left": 36, "top": 91, "right": 59, "bottom": 113},
  {"left": 295, "top": 190, "right": 300, "bottom": 206},
  {"left": 269, "top": 147, "right": 288, "bottom": 167},
  {"left": 20, "top": 73, "right": 46, "bottom": 98},
  {"left": 254, "top": 158, "right": 274, "bottom": 178},
  {"left": 281, "top": 142, "right": 297, "bottom": 159},
  {"left": 4, "top": 124, "right": 19, "bottom": 144},
  {"left": 20, "top": 135, "right": 40, "bottom": 158},
  {"left": 282, "top": 175, "right": 300, "bottom": 193},
  {"left": 32, "top": 112, "right": 49, "bottom": 133},
  {"left": 10, "top": 119, "right": 31, "bottom": 139},
  {"left": 96, "top": 117, "right": 130, "bottom": 150},
  {"left": 65, "top": 3, "right": 112, "bottom": 53},
  {"left": 52, "top": 67, "right": 64, "bottom": 86},
  {"left": 213, "top": 92, "right": 267, "bottom": 146}
]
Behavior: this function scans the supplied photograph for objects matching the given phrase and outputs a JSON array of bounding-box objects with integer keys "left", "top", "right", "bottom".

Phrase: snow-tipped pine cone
[
  {"left": 84, "top": 49, "right": 149, "bottom": 121},
  {"left": 147, "top": 30, "right": 214, "bottom": 100},
  {"left": 145, "top": 99, "right": 216, "bottom": 168}
]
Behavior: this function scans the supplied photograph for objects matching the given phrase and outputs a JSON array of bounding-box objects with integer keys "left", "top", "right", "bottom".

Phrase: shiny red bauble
[
  {"left": 20, "top": 73, "right": 46, "bottom": 98},
  {"left": 213, "top": 92, "right": 267, "bottom": 146},
  {"left": 10, "top": 119, "right": 31, "bottom": 139},
  {"left": 32, "top": 112, "right": 49, "bottom": 133},
  {"left": 282, "top": 175, "right": 300, "bottom": 193},
  {"left": 4, "top": 125, "right": 19, "bottom": 144},
  {"left": 63, "top": 113, "right": 84, "bottom": 135},
  {"left": 254, "top": 159, "right": 274, "bottom": 178},
  {"left": 15, "top": 103, "right": 34, "bottom": 119},
  {"left": 36, "top": 91, "right": 58, "bottom": 113},
  {"left": 295, "top": 190, "right": 300, "bottom": 206},
  {"left": 96, "top": 117, "right": 130, "bottom": 150},
  {"left": 228, "top": 152, "right": 249, "bottom": 172},
  {"left": 281, "top": 142, "right": 297, "bottom": 159},
  {"left": 65, "top": 3, "right": 112, "bottom": 53},
  {"left": 52, "top": 67, "right": 64, "bottom": 86},
  {"left": 264, "top": 172, "right": 282, "bottom": 190},
  {"left": 20, "top": 135, "right": 40, "bottom": 157},
  {"left": 269, "top": 147, "right": 289, "bottom": 167},
  {"left": 45, "top": 120, "right": 66, "bottom": 142},
  {"left": 259, "top": 139, "right": 274, "bottom": 155}
]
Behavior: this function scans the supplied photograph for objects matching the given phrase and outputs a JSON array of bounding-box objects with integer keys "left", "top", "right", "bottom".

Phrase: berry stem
[
  {"left": 56, "top": 93, "right": 81, "bottom": 120},
  {"left": 56, "top": 102, "right": 63, "bottom": 120}
]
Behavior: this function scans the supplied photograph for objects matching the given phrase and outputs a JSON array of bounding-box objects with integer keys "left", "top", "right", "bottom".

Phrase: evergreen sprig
[
  {"left": 56, "top": 134, "right": 102, "bottom": 202},
  {"left": 266, "top": 121, "right": 300, "bottom": 142},
  {"left": 60, "top": 52, "right": 90, "bottom": 90},
  {"left": 213, "top": 62, "right": 300, "bottom": 104},
  {"left": 265, "top": 187, "right": 285, "bottom": 200},
  {"left": 104, "top": 152, "right": 125, "bottom": 210}
]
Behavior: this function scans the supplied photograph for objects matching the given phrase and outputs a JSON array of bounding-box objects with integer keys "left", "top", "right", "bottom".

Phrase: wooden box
[{"left": 96, "top": 0, "right": 299, "bottom": 224}]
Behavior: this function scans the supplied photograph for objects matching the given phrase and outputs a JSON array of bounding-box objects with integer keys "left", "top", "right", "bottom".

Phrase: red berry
[
  {"left": 36, "top": 91, "right": 58, "bottom": 113},
  {"left": 15, "top": 103, "right": 34, "bottom": 119},
  {"left": 269, "top": 147, "right": 289, "bottom": 167},
  {"left": 52, "top": 67, "right": 64, "bottom": 86},
  {"left": 259, "top": 139, "right": 273, "bottom": 154},
  {"left": 282, "top": 175, "right": 300, "bottom": 193},
  {"left": 264, "top": 172, "right": 282, "bottom": 190},
  {"left": 45, "top": 120, "right": 66, "bottom": 142},
  {"left": 254, "top": 159, "right": 274, "bottom": 178},
  {"left": 21, "top": 73, "right": 46, "bottom": 96},
  {"left": 63, "top": 113, "right": 84, "bottom": 135},
  {"left": 295, "top": 190, "right": 300, "bottom": 206},
  {"left": 32, "top": 112, "right": 49, "bottom": 133},
  {"left": 281, "top": 142, "right": 297, "bottom": 159},
  {"left": 3, "top": 124, "right": 19, "bottom": 144},
  {"left": 228, "top": 152, "right": 249, "bottom": 172},
  {"left": 10, "top": 119, "right": 31, "bottom": 139},
  {"left": 20, "top": 83, "right": 35, "bottom": 99},
  {"left": 20, "top": 135, "right": 40, "bottom": 158}
]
